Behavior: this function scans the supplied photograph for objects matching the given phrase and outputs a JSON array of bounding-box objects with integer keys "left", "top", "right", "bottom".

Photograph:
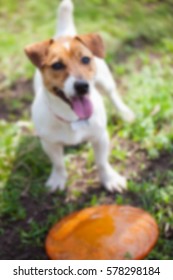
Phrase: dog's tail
[{"left": 55, "top": 0, "right": 77, "bottom": 38}]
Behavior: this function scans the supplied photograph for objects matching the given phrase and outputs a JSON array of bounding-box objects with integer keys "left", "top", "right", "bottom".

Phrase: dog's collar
[
  {"left": 54, "top": 112, "right": 72, "bottom": 124},
  {"left": 53, "top": 110, "right": 90, "bottom": 130},
  {"left": 48, "top": 102, "right": 74, "bottom": 124}
]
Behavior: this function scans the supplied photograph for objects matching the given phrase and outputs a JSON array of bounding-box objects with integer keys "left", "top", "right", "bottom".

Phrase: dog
[{"left": 24, "top": 0, "right": 135, "bottom": 193}]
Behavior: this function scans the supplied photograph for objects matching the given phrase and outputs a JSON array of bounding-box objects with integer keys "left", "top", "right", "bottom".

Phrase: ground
[{"left": 0, "top": 0, "right": 173, "bottom": 260}]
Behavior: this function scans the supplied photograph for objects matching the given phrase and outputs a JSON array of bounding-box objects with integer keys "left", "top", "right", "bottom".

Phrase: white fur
[
  {"left": 63, "top": 75, "right": 76, "bottom": 98},
  {"left": 32, "top": 0, "right": 135, "bottom": 192},
  {"left": 63, "top": 41, "right": 71, "bottom": 51}
]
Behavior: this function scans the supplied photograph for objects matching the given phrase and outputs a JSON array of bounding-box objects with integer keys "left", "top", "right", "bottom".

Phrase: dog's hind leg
[
  {"left": 55, "top": 0, "right": 77, "bottom": 38},
  {"left": 95, "top": 58, "right": 135, "bottom": 123}
]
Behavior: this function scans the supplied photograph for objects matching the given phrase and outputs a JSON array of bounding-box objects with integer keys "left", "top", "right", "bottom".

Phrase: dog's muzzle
[{"left": 53, "top": 83, "right": 93, "bottom": 120}]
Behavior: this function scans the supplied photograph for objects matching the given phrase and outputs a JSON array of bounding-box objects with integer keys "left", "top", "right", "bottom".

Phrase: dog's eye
[
  {"left": 81, "top": 56, "right": 91, "bottom": 65},
  {"left": 51, "top": 62, "right": 65, "bottom": 70}
]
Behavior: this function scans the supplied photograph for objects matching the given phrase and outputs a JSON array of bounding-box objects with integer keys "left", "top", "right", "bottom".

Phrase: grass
[{"left": 0, "top": 0, "right": 173, "bottom": 259}]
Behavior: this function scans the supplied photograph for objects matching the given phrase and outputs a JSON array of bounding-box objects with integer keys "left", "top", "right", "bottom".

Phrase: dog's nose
[{"left": 74, "top": 81, "right": 89, "bottom": 95}]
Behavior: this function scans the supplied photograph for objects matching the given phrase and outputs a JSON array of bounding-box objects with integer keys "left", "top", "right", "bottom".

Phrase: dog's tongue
[{"left": 71, "top": 95, "right": 93, "bottom": 120}]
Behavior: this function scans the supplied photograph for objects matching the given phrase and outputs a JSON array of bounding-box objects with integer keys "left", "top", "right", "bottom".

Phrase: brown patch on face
[{"left": 24, "top": 35, "right": 104, "bottom": 96}]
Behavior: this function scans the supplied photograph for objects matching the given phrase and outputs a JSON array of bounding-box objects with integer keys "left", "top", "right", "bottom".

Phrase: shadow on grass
[{"left": 0, "top": 135, "right": 173, "bottom": 259}]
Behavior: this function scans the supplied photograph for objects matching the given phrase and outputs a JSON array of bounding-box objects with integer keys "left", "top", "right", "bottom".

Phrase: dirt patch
[
  {"left": 0, "top": 196, "right": 52, "bottom": 260},
  {"left": 139, "top": 150, "right": 173, "bottom": 186},
  {"left": 0, "top": 78, "right": 33, "bottom": 121}
]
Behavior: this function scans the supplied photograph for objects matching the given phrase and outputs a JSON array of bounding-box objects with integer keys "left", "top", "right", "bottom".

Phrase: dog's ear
[
  {"left": 76, "top": 33, "right": 105, "bottom": 58},
  {"left": 24, "top": 39, "right": 54, "bottom": 68}
]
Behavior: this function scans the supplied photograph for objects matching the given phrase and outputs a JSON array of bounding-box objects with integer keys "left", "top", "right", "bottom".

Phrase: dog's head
[{"left": 25, "top": 34, "right": 105, "bottom": 120}]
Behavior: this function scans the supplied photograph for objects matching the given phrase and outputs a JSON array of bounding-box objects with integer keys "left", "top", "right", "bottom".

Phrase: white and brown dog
[{"left": 25, "top": 0, "right": 135, "bottom": 193}]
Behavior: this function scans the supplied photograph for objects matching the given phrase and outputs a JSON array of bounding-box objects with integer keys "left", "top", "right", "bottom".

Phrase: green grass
[{"left": 0, "top": 0, "right": 173, "bottom": 259}]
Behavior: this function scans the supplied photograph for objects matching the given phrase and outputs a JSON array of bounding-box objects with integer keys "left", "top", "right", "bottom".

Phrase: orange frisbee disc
[{"left": 45, "top": 205, "right": 159, "bottom": 260}]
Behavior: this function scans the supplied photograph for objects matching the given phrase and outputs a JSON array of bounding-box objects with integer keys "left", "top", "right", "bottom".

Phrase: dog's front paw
[
  {"left": 120, "top": 106, "right": 136, "bottom": 123},
  {"left": 45, "top": 169, "right": 67, "bottom": 192},
  {"left": 101, "top": 167, "right": 127, "bottom": 193}
]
